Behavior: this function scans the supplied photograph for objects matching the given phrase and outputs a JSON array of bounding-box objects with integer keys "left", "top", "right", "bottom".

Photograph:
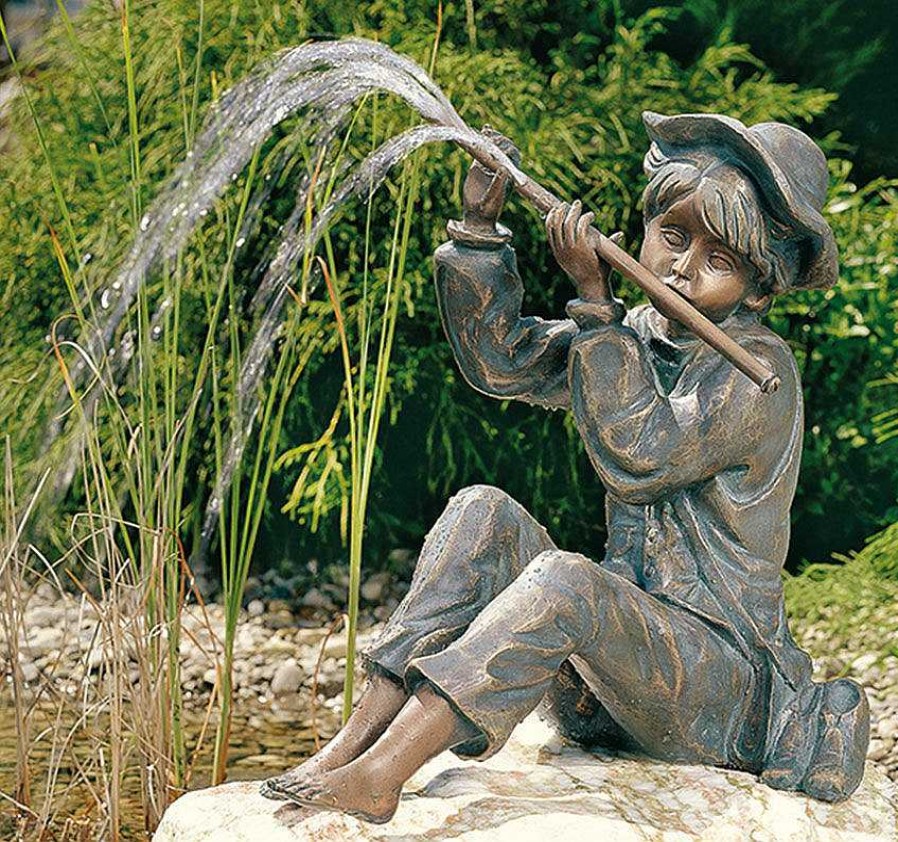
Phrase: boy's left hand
[{"left": 546, "top": 201, "right": 621, "bottom": 301}]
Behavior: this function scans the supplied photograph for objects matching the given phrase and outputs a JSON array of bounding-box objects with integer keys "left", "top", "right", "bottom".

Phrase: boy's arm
[
  {"left": 568, "top": 312, "right": 798, "bottom": 504},
  {"left": 435, "top": 128, "right": 578, "bottom": 410},
  {"left": 434, "top": 238, "right": 577, "bottom": 409}
]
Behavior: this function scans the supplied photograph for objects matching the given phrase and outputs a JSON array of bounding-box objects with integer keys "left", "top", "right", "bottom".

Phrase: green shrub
[{"left": 2, "top": 0, "right": 896, "bottom": 581}]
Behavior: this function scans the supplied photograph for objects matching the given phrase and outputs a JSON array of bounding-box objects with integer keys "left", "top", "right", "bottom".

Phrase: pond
[{"left": 0, "top": 688, "right": 339, "bottom": 840}]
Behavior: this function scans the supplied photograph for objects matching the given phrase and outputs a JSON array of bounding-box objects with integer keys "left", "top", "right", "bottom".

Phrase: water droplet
[
  {"left": 100, "top": 289, "right": 112, "bottom": 309},
  {"left": 81, "top": 252, "right": 93, "bottom": 265},
  {"left": 199, "top": 208, "right": 208, "bottom": 217},
  {"left": 44, "top": 333, "right": 51, "bottom": 344},
  {"left": 235, "top": 237, "right": 246, "bottom": 248},
  {"left": 151, "top": 325, "right": 163, "bottom": 340},
  {"left": 209, "top": 496, "right": 220, "bottom": 513},
  {"left": 231, "top": 172, "right": 239, "bottom": 182},
  {"left": 112, "top": 281, "right": 122, "bottom": 292},
  {"left": 140, "top": 214, "right": 152, "bottom": 232}
]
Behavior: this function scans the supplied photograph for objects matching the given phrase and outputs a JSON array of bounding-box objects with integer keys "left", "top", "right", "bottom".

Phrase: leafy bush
[{"left": 1, "top": 0, "right": 896, "bottom": 582}]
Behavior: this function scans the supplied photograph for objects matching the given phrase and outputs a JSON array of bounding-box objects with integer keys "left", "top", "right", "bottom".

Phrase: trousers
[{"left": 363, "top": 485, "right": 760, "bottom": 766}]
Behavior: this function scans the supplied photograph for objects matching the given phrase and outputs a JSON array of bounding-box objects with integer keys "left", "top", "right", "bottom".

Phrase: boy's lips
[
  {"left": 655, "top": 282, "right": 695, "bottom": 319},
  {"left": 661, "top": 278, "right": 692, "bottom": 301}
]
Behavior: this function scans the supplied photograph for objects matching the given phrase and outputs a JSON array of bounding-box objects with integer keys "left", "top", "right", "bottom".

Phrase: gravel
[{"left": 3, "top": 574, "right": 897, "bottom": 783}]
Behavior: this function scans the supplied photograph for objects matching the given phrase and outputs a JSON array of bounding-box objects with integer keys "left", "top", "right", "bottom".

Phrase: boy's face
[{"left": 640, "top": 193, "right": 765, "bottom": 326}]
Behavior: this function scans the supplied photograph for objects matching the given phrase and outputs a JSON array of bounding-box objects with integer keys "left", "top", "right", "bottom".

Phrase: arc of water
[
  {"left": 55, "top": 38, "right": 466, "bottom": 410},
  {"left": 44, "top": 38, "right": 492, "bottom": 579}
]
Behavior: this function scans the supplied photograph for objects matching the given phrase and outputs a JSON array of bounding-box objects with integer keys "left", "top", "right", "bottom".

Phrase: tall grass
[
  {"left": 323, "top": 144, "right": 430, "bottom": 722},
  {"left": 0, "top": 2, "right": 303, "bottom": 833},
  {"left": 1, "top": 439, "right": 48, "bottom": 815}
]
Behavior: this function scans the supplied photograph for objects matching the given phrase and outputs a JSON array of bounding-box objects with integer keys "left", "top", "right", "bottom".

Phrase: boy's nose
[
  {"left": 668, "top": 257, "right": 697, "bottom": 293},
  {"left": 670, "top": 250, "right": 697, "bottom": 283}
]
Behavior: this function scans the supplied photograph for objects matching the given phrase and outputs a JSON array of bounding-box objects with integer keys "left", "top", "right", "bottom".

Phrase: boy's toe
[{"left": 259, "top": 778, "right": 290, "bottom": 801}]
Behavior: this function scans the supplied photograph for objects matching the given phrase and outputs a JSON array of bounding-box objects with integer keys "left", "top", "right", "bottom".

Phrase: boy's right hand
[
  {"left": 461, "top": 127, "right": 521, "bottom": 233},
  {"left": 546, "top": 200, "right": 622, "bottom": 302}
]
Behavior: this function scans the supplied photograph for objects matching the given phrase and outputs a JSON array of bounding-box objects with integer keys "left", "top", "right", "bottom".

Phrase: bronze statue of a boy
[{"left": 260, "top": 112, "right": 870, "bottom": 822}]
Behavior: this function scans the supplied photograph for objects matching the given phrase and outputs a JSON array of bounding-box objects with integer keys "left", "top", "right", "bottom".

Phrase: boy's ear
[{"left": 743, "top": 290, "right": 772, "bottom": 314}]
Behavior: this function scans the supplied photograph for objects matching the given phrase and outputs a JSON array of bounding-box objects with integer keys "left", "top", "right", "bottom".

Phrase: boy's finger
[
  {"left": 545, "top": 207, "right": 560, "bottom": 252},
  {"left": 576, "top": 211, "right": 595, "bottom": 241},
  {"left": 481, "top": 170, "right": 508, "bottom": 210},
  {"left": 563, "top": 200, "right": 581, "bottom": 245},
  {"left": 550, "top": 204, "right": 568, "bottom": 247}
]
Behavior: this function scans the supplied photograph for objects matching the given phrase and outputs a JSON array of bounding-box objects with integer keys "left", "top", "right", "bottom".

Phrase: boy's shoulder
[{"left": 727, "top": 314, "right": 799, "bottom": 378}]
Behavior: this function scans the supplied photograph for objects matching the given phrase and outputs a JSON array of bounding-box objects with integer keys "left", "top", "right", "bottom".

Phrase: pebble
[
  {"left": 19, "top": 659, "right": 39, "bottom": 684},
  {"left": 877, "top": 718, "right": 898, "bottom": 740},
  {"left": 24, "top": 626, "right": 65, "bottom": 657},
  {"left": 261, "top": 637, "right": 296, "bottom": 656},
  {"left": 868, "top": 738, "right": 892, "bottom": 762},
  {"left": 361, "top": 572, "right": 391, "bottom": 603},
  {"left": 270, "top": 659, "right": 303, "bottom": 696},
  {"left": 246, "top": 599, "right": 265, "bottom": 618},
  {"left": 323, "top": 635, "right": 347, "bottom": 660},
  {"left": 301, "top": 588, "right": 333, "bottom": 610},
  {"left": 387, "top": 548, "right": 415, "bottom": 565},
  {"left": 852, "top": 653, "right": 880, "bottom": 674},
  {"left": 265, "top": 610, "right": 295, "bottom": 630}
]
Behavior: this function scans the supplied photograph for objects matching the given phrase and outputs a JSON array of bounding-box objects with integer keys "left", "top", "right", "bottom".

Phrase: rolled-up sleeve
[
  {"left": 434, "top": 241, "right": 577, "bottom": 410},
  {"left": 568, "top": 324, "right": 792, "bottom": 504}
]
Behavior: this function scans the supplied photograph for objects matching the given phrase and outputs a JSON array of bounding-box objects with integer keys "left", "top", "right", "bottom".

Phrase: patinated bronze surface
[{"left": 260, "top": 113, "right": 870, "bottom": 821}]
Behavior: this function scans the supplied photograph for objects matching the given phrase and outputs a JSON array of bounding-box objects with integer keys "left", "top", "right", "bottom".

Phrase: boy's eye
[
  {"left": 708, "top": 252, "right": 736, "bottom": 273},
  {"left": 661, "top": 226, "right": 687, "bottom": 249}
]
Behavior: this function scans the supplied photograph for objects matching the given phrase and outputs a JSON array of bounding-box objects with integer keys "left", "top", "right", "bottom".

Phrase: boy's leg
[
  {"left": 363, "top": 484, "right": 557, "bottom": 682},
  {"left": 263, "top": 484, "right": 557, "bottom": 798},
  {"left": 541, "top": 660, "right": 639, "bottom": 753},
  {"left": 260, "top": 671, "right": 408, "bottom": 800},
  {"left": 406, "top": 548, "right": 757, "bottom": 767},
  {"left": 762, "top": 677, "right": 869, "bottom": 802},
  {"left": 271, "top": 685, "right": 478, "bottom": 823}
]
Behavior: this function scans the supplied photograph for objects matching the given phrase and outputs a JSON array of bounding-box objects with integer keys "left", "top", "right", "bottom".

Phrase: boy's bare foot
[
  {"left": 263, "top": 762, "right": 401, "bottom": 824},
  {"left": 266, "top": 683, "right": 477, "bottom": 823},
  {"left": 259, "top": 671, "right": 407, "bottom": 802}
]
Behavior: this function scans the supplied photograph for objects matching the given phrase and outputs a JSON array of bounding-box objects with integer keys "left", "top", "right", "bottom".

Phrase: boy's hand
[
  {"left": 546, "top": 201, "right": 622, "bottom": 301},
  {"left": 461, "top": 126, "right": 521, "bottom": 234}
]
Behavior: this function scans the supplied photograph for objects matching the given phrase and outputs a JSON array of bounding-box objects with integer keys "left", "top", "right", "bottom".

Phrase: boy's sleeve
[
  {"left": 568, "top": 315, "right": 796, "bottom": 504},
  {"left": 434, "top": 239, "right": 578, "bottom": 410}
]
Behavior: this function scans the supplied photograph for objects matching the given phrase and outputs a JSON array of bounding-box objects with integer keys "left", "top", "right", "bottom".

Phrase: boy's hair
[{"left": 642, "top": 147, "right": 800, "bottom": 296}]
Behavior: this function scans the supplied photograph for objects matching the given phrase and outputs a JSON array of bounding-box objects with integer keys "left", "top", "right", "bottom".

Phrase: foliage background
[{"left": 1, "top": 0, "right": 896, "bottom": 589}]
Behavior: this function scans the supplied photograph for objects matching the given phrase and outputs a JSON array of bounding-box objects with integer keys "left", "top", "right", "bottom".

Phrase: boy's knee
[
  {"left": 452, "top": 484, "right": 512, "bottom": 508},
  {"left": 524, "top": 549, "right": 594, "bottom": 587},
  {"left": 446, "top": 484, "right": 520, "bottom": 526}
]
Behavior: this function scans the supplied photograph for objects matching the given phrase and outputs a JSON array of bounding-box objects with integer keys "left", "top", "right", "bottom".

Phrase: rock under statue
[{"left": 259, "top": 111, "right": 870, "bottom": 823}]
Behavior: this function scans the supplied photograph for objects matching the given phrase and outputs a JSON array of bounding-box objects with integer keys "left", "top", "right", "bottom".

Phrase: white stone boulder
[{"left": 154, "top": 716, "right": 897, "bottom": 841}]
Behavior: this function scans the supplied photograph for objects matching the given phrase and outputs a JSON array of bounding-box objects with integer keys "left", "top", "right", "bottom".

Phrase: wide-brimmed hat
[{"left": 642, "top": 111, "right": 838, "bottom": 291}]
